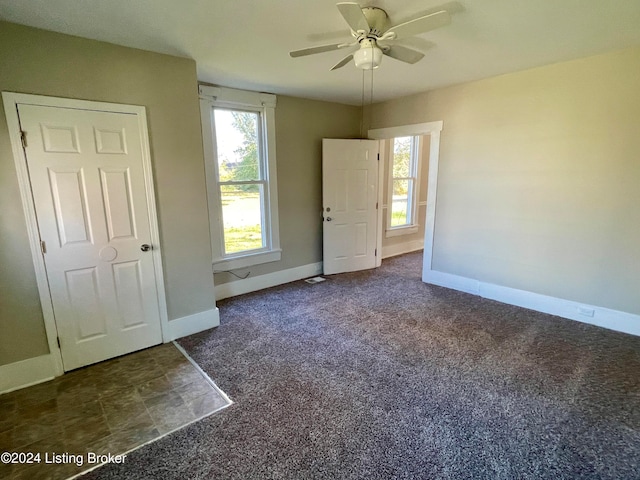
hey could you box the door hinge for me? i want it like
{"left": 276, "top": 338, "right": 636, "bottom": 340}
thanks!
{"left": 20, "top": 130, "right": 27, "bottom": 148}
{"left": 56, "top": 336, "right": 61, "bottom": 349}
{"left": 376, "top": 202, "right": 378, "bottom": 210}
{"left": 40, "top": 240, "right": 47, "bottom": 254}
{"left": 377, "top": 153, "right": 380, "bottom": 161}
{"left": 375, "top": 248, "right": 377, "bottom": 256}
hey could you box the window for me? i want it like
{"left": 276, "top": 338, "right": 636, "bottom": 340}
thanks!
{"left": 387, "top": 136, "right": 420, "bottom": 236}
{"left": 214, "top": 109, "right": 265, "bottom": 254}
{"left": 199, "top": 86, "right": 280, "bottom": 270}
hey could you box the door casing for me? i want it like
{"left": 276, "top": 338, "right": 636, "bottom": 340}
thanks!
{"left": 321, "top": 123, "right": 443, "bottom": 275}
{"left": 2, "top": 92, "right": 169, "bottom": 377}
{"left": 368, "top": 121, "right": 443, "bottom": 273}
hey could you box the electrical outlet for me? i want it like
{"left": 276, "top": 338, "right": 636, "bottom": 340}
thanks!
{"left": 578, "top": 306, "right": 595, "bottom": 317}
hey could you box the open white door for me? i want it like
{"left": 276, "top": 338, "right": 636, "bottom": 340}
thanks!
{"left": 17, "top": 103, "right": 163, "bottom": 371}
{"left": 322, "top": 138, "right": 379, "bottom": 275}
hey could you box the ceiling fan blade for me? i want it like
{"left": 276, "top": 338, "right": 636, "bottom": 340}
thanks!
{"left": 336, "top": 2, "right": 369, "bottom": 33}
{"left": 330, "top": 54, "right": 354, "bottom": 71}
{"left": 290, "top": 43, "right": 345, "bottom": 58}
{"left": 386, "top": 10, "right": 450, "bottom": 40}
{"left": 382, "top": 45, "right": 425, "bottom": 64}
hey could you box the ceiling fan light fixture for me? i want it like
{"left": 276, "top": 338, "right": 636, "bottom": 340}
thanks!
{"left": 290, "top": 3, "right": 451, "bottom": 72}
{"left": 354, "top": 42, "right": 382, "bottom": 70}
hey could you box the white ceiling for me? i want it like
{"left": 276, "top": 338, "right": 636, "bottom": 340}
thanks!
{"left": 2, "top": 0, "right": 640, "bottom": 105}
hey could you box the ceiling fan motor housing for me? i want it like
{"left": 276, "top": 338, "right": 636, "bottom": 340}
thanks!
{"left": 353, "top": 6, "right": 387, "bottom": 69}
{"left": 361, "top": 7, "right": 389, "bottom": 36}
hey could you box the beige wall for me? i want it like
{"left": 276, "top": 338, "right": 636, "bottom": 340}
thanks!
{"left": 381, "top": 135, "right": 430, "bottom": 252}
{"left": 214, "top": 95, "right": 361, "bottom": 285}
{"left": 370, "top": 46, "right": 640, "bottom": 316}
{"left": 0, "top": 22, "right": 215, "bottom": 366}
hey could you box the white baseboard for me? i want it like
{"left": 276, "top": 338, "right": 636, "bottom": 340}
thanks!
{"left": 382, "top": 239, "right": 424, "bottom": 259}
{"left": 167, "top": 307, "right": 220, "bottom": 340}
{"left": 423, "top": 269, "right": 640, "bottom": 337}
{"left": 0, "top": 354, "right": 58, "bottom": 394}
{"left": 423, "top": 269, "right": 480, "bottom": 294}
{"left": 215, "top": 262, "right": 323, "bottom": 300}
{"left": 0, "top": 309, "right": 220, "bottom": 394}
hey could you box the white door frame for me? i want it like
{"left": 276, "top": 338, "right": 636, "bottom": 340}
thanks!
{"left": 2, "top": 92, "right": 169, "bottom": 376}
{"left": 368, "top": 121, "right": 443, "bottom": 272}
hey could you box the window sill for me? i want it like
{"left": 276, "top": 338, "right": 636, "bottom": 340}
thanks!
{"left": 213, "top": 249, "right": 282, "bottom": 271}
{"left": 385, "top": 225, "right": 419, "bottom": 238}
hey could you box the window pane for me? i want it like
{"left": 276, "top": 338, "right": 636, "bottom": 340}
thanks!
{"left": 220, "top": 184, "right": 265, "bottom": 254}
{"left": 214, "top": 109, "right": 261, "bottom": 182}
{"left": 390, "top": 179, "right": 410, "bottom": 226}
{"left": 392, "top": 137, "right": 412, "bottom": 178}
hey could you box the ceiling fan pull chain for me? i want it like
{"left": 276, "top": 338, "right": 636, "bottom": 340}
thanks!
{"left": 360, "top": 68, "right": 365, "bottom": 138}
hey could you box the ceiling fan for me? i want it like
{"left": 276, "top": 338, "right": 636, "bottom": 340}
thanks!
{"left": 289, "top": 2, "right": 451, "bottom": 71}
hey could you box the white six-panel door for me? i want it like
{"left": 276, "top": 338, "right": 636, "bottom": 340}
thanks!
{"left": 18, "top": 103, "right": 163, "bottom": 371}
{"left": 322, "top": 139, "right": 379, "bottom": 275}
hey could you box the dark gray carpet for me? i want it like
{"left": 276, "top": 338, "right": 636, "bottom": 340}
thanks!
{"left": 85, "top": 251, "right": 640, "bottom": 479}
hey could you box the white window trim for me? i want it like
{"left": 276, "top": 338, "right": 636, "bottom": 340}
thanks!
{"left": 385, "top": 224, "right": 420, "bottom": 238}
{"left": 385, "top": 135, "right": 423, "bottom": 238}
{"left": 199, "top": 85, "right": 281, "bottom": 270}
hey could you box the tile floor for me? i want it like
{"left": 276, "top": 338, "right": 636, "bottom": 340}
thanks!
{"left": 0, "top": 343, "right": 230, "bottom": 480}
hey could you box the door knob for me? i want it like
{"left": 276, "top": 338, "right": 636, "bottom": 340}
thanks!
{"left": 326, "top": 217, "right": 332, "bottom": 222}
{"left": 140, "top": 244, "right": 151, "bottom": 252}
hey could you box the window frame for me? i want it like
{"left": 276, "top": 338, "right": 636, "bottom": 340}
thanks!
{"left": 199, "top": 85, "right": 281, "bottom": 270}
{"left": 386, "top": 135, "right": 422, "bottom": 237}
